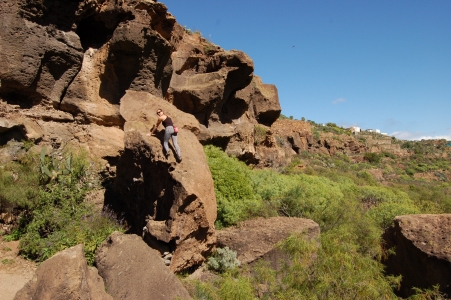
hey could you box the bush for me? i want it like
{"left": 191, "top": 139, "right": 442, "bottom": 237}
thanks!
{"left": 218, "top": 272, "right": 255, "bottom": 300}
{"left": 0, "top": 154, "right": 41, "bottom": 211}
{"left": 364, "top": 152, "right": 382, "bottom": 164}
{"left": 1, "top": 148, "right": 124, "bottom": 265}
{"left": 367, "top": 201, "right": 420, "bottom": 229}
{"left": 186, "top": 280, "right": 218, "bottom": 300}
{"left": 254, "top": 125, "right": 267, "bottom": 145}
{"left": 275, "top": 231, "right": 400, "bottom": 299}
{"left": 204, "top": 145, "right": 261, "bottom": 227}
{"left": 359, "top": 186, "right": 420, "bottom": 228}
{"left": 207, "top": 247, "right": 240, "bottom": 273}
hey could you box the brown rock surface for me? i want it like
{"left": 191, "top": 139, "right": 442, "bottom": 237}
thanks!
{"left": 216, "top": 217, "right": 320, "bottom": 267}
{"left": 61, "top": 0, "right": 176, "bottom": 125}
{"left": 95, "top": 232, "right": 191, "bottom": 300}
{"left": 236, "top": 75, "right": 281, "bottom": 126}
{"left": 115, "top": 91, "right": 216, "bottom": 272}
{"left": 168, "top": 35, "right": 254, "bottom": 127}
{"left": 382, "top": 214, "right": 451, "bottom": 297}
{"left": 120, "top": 90, "right": 200, "bottom": 135}
{"left": 0, "top": 0, "right": 83, "bottom": 106}
{"left": 14, "top": 244, "right": 111, "bottom": 300}
{"left": 166, "top": 31, "right": 282, "bottom": 162}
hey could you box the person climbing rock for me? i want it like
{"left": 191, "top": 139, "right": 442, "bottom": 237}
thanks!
{"left": 147, "top": 109, "right": 182, "bottom": 162}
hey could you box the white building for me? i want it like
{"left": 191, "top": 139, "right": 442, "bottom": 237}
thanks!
{"left": 350, "top": 126, "right": 361, "bottom": 134}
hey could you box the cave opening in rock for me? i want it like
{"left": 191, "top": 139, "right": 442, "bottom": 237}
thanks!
{"left": 76, "top": 15, "right": 115, "bottom": 51}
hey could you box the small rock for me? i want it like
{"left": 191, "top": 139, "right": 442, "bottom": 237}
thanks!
{"left": 164, "top": 259, "right": 171, "bottom": 266}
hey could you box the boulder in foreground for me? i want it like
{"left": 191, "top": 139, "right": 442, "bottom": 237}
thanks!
{"left": 95, "top": 232, "right": 192, "bottom": 300}
{"left": 216, "top": 217, "right": 320, "bottom": 268}
{"left": 14, "top": 244, "right": 111, "bottom": 300}
{"left": 382, "top": 214, "right": 451, "bottom": 297}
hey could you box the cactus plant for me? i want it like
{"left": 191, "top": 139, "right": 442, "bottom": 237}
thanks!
{"left": 39, "top": 147, "right": 72, "bottom": 183}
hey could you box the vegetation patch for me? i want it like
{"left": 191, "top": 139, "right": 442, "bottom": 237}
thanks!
{"left": 1, "top": 148, "right": 124, "bottom": 265}
{"left": 206, "top": 247, "right": 240, "bottom": 273}
{"left": 202, "top": 141, "right": 451, "bottom": 298}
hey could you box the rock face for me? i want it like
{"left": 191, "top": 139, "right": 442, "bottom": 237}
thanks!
{"left": 115, "top": 91, "right": 216, "bottom": 272}
{"left": 14, "top": 244, "right": 112, "bottom": 300}
{"left": 382, "top": 214, "right": 451, "bottom": 297}
{"left": 0, "top": 0, "right": 84, "bottom": 107}
{"left": 167, "top": 31, "right": 281, "bottom": 161}
{"left": 216, "top": 217, "right": 320, "bottom": 267}
{"left": 0, "top": 0, "right": 282, "bottom": 164}
{"left": 61, "top": 1, "right": 176, "bottom": 126}
{"left": 95, "top": 231, "right": 191, "bottom": 300}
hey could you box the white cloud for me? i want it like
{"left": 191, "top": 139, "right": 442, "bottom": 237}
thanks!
{"left": 391, "top": 131, "right": 451, "bottom": 141}
{"left": 332, "top": 98, "right": 347, "bottom": 104}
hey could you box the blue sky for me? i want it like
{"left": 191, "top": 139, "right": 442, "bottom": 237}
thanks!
{"left": 162, "top": 0, "right": 451, "bottom": 140}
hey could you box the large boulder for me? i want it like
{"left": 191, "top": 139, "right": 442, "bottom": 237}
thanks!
{"left": 382, "top": 214, "right": 451, "bottom": 297}
{"left": 14, "top": 244, "right": 111, "bottom": 300}
{"left": 216, "top": 217, "right": 320, "bottom": 268}
{"left": 168, "top": 47, "right": 254, "bottom": 126}
{"left": 235, "top": 75, "right": 281, "bottom": 126}
{"left": 95, "top": 232, "right": 191, "bottom": 300}
{"left": 115, "top": 91, "right": 216, "bottom": 272}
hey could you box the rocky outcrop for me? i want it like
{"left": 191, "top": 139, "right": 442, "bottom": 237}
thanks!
{"left": 95, "top": 232, "right": 191, "bottom": 300}
{"left": 382, "top": 214, "right": 451, "bottom": 297}
{"left": 115, "top": 91, "right": 216, "bottom": 272}
{"left": 168, "top": 33, "right": 254, "bottom": 126}
{"left": 235, "top": 75, "right": 281, "bottom": 126}
{"left": 216, "top": 217, "right": 320, "bottom": 268}
{"left": 0, "top": 0, "right": 282, "bottom": 165}
{"left": 167, "top": 32, "right": 281, "bottom": 162}
{"left": 362, "top": 133, "right": 409, "bottom": 156}
{"left": 14, "top": 244, "right": 112, "bottom": 300}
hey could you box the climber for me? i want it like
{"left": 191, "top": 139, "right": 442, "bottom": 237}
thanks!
{"left": 147, "top": 109, "right": 182, "bottom": 162}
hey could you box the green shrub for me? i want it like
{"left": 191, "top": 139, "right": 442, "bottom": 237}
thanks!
{"left": 381, "top": 151, "right": 396, "bottom": 159}
{"left": 1, "top": 148, "right": 124, "bottom": 265}
{"left": 207, "top": 247, "right": 240, "bottom": 273}
{"left": 367, "top": 201, "right": 420, "bottom": 229}
{"left": 410, "top": 285, "right": 446, "bottom": 299}
{"left": 359, "top": 186, "right": 420, "bottom": 228}
{"left": 359, "top": 186, "right": 410, "bottom": 206}
{"left": 204, "top": 145, "right": 261, "bottom": 227}
{"left": 186, "top": 280, "right": 219, "bottom": 300}
{"left": 0, "top": 154, "right": 41, "bottom": 211}
{"left": 254, "top": 125, "right": 267, "bottom": 145}
{"left": 364, "top": 152, "right": 382, "bottom": 164}
{"left": 272, "top": 174, "right": 349, "bottom": 229}
{"left": 276, "top": 231, "right": 400, "bottom": 299}
{"left": 218, "top": 272, "right": 254, "bottom": 300}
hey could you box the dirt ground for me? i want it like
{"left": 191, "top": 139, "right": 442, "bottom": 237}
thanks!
{"left": 0, "top": 237, "right": 36, "bottom": 300}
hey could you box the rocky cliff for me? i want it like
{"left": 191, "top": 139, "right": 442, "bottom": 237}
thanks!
{"left": 0, "top": 0, "right": 282, "bottom": 271}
